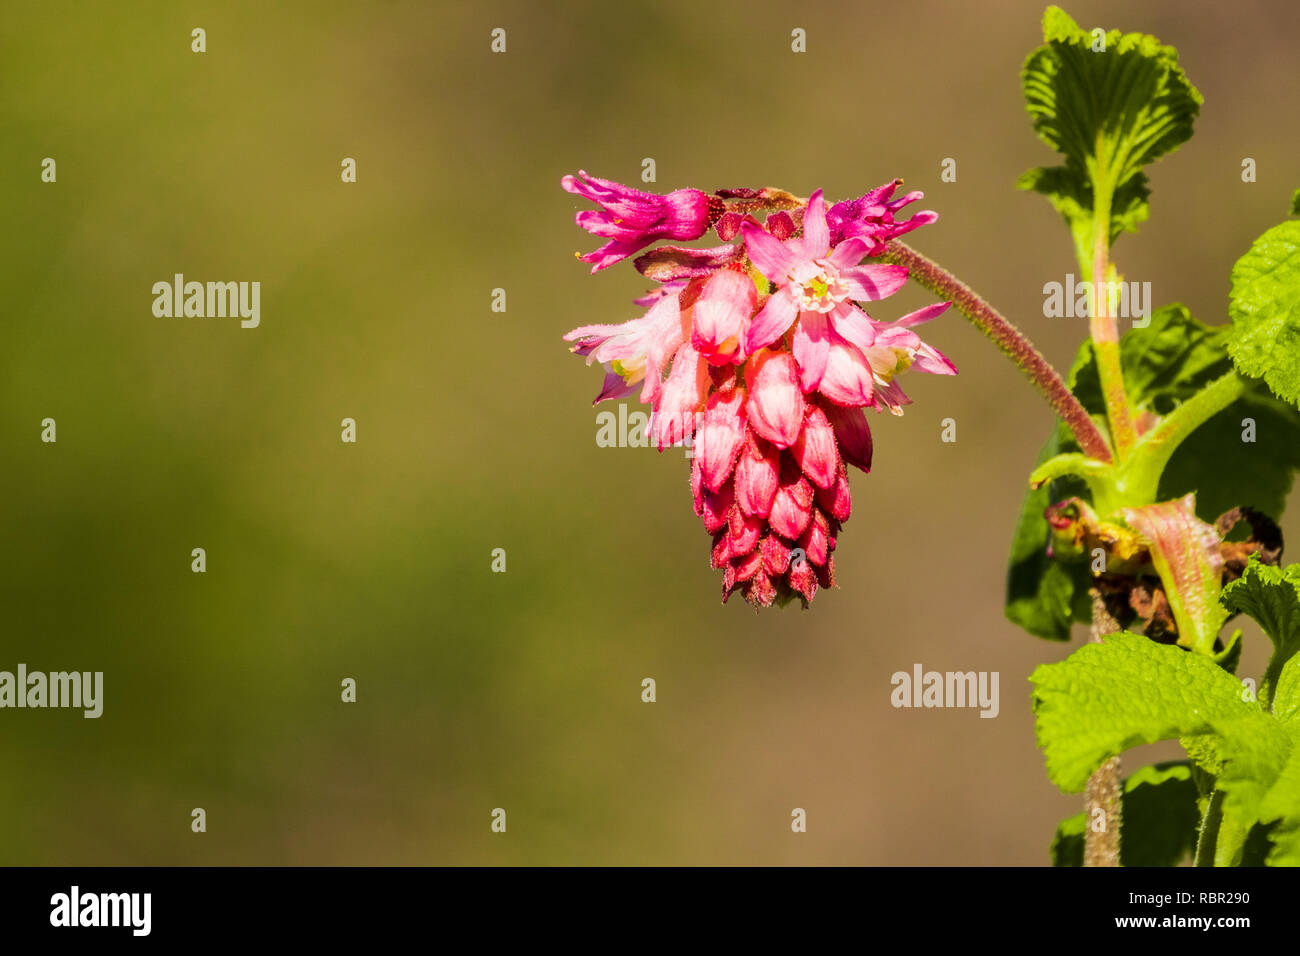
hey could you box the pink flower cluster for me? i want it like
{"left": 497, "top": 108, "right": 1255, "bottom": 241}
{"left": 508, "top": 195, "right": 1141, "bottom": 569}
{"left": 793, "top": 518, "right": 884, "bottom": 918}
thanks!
{"left": 563, "top": 172, "right": 955, "bottom": 607}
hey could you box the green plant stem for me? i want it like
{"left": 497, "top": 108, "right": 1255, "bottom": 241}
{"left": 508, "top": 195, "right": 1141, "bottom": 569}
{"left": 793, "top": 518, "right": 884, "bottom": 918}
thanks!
{"left": 1138, "top": 371, "right": 1246, "bottom": 498}
{"left": 1088, "top": 162, "right": 1139, "bottom": 461}
{"left": 1195, "top": 789, "right": 1225, "bottom": 867}
{"left": 882, "top": 240, "right": 1112, "bottom": 463}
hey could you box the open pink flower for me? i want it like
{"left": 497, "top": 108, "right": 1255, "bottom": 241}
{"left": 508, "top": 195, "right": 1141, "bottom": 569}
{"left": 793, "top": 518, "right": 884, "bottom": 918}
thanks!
{"left": 826, "top": 179, "right": 938, "bottom": 252}
{"left": 856, "top": 302, "right": 959, "bottom": 414}
{"left": 564, "top": 292, "right": 687, "bottom": 405}
{"left": 742, "top": 190, "right": 912, "bottom": 406}
{"left": 562, "top": 171, "right": 715, "bottom": 273}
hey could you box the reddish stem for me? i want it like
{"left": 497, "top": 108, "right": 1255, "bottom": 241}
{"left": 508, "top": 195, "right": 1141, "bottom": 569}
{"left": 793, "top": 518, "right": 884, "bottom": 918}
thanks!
{"left": 881, "top": 240, "right": 1113, "bottom": 464}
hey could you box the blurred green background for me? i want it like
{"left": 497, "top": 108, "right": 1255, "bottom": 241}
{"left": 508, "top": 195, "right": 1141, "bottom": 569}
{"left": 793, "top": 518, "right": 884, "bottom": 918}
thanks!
{"left": 2, "top": 0, "right": 1298, "bottom": 865}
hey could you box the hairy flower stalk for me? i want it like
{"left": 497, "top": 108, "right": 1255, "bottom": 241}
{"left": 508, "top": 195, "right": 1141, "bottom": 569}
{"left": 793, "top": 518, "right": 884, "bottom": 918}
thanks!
{"left": 564, "top": 175, "right": 955, "bottom": 606}
{"left": 880, "top": 240, "right": 1113, "bottom": 464}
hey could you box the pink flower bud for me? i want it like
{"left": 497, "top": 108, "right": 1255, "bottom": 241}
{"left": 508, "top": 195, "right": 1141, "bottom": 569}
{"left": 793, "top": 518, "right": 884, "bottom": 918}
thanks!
{"left": 788, "top": 560, "right": 819, "bottom": 602}
{"left": 562, "top": 170, "right": 712, "bottom": 272}
{"left": 820, "top": 402, "right": 873, "bottom": 473}
{"left": 700, "top": 480, "right": 734, "bottom": 534}
{"left": 792, "top": 406, "right": 840, "bottom": 489}
{"left": 769, "top": 458, "right": 815, "bottom": 540}
{"left": 798, "top": 509, "right": 832, "bottom": 568}
{"left": 725, "top": 508, "right": 763, "bottom": 558}
{"left": 652, "top": 342, "right": 710, "bottom": 449}
{"left": 692, "top": 269, "right": 756, "bottom": 365}
{"left": 734, "top": 433, "right": 780, "bottom": 518}
{"left": 744, "top": 350, "right": 805, "bottom": 448}
{"left": 695, "top": 388, "right": 747, "bottom": 492}
{"left": 815, "top": 468, "right": 852, "bottom": 523}
{"left": 766, "top": 211, "right": 796, "bottom": 240}
{"left": 760, "top": 534, "right": 792, "bottom": 577}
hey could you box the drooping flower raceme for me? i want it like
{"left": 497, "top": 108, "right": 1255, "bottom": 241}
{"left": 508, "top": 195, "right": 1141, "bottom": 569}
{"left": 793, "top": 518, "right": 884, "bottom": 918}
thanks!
{"left": 563, "top": 176, "right": 955, "bottom": 607}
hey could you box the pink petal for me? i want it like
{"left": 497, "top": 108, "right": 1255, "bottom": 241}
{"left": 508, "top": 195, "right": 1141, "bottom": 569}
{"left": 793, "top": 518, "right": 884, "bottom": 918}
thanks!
{"left": 741, "top": 221, "right": 796, "bottom": 281}
{"left": 827, "top": 236, "right": 870, "bottom": 268}
{"left": 873, "top": 326, "right": 921, "bottom": 350}
{"left": 594, "top": 368, "right": 636, "bottom": 404}
{"left": 743, "top": 351, "right": 805, "bottom": 449}
{"left": 632, "top": 279, "right": 686, "bottom": 308}
{"left": 791, "top": 311, "right": 832, "bottom": 392}
{"left": 828, "top": 303, "right": 876, "bottom": 354}
{"left": 871, "top": 377, "right": 913, "bottom": 413}
{"left": 893, "top": 301, "right": 951, "bottom": 327}
{"left": 911, "top": 342, "right": 958, "bottom": 375}
{"left": 799, "top": 189, "right": 830, "bottom": 258}
{"left": 841, "top": 264, "right": 909, "bottom": 301}
{"left": 744, "top": 287, "right": 798, "bottom": 353}
{"left": 639, "top": 296, "right": 686, "bottom": 404}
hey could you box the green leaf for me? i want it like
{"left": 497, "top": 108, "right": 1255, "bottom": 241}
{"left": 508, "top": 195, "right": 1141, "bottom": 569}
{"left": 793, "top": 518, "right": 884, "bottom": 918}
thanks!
{"left": 1031, "top": 632, "right": 1253, "bottom": 791}
{"left": 1259, "top": 747, "right": 1300, "bottom": 865}
{"left": 1049, "top": 811, "right": 1087, "bottom": 866}
{"left": 1291, "top": 188, "right": 1300, "bottom": 218}
{"left": 1020, "top": 6, "right": 1201, "bottom": 262}
{"left": 1005, "top": 423, "right": 1092, "bottom": 640}
{"left": 1209, "top": 717, "right": 1299, "bottom": 865}
{"left": 1221, "top": 559, "right": 1300, "bottom": 715}
{"left": 1051, "top": 761, "right": 1199, "bottom": 866}
{"left": 1228, "top": 220, "right": 1300, "bottom": 410}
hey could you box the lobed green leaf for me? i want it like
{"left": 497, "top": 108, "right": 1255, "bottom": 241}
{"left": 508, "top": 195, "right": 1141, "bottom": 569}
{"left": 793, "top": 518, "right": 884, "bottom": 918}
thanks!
{"left": 1019, "top": 6, "right": 1201, "bottom": 258}
{"left": 1031, "top": 632, "right": 1252, "bottom": 791}
{"left": 1227, "top": 220, "right": 1300, "bottom": 410}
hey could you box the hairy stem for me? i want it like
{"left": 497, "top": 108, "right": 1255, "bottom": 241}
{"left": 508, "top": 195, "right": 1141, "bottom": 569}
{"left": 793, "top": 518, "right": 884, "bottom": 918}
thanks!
{"left": 1195, "top": 790, "right": 1225, "bottom": 867}
{"left": 1196, "top": 786, "right": 1248, "bottom": 866}
{"left": 882, "top": 240, "right": 1112, "bottom": 463}
{"left": 1084, "top": 594, "right": 1123, "bottom": 867}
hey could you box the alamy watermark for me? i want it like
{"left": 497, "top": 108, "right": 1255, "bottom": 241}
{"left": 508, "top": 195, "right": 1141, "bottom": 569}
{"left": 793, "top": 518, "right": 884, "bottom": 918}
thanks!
{"left": 1043, "top": 273, "right": 1151, "bottom": 328}
{"left": 891, "top": 663, "right": 999, "bottom": 717}
{"left": 152, "top": 273, "right": 260, "bottom": 328}
{"left": 596, "top": 404, "right": 704, "bottom": 457}
{"left": 50, "top": 886, "right": 150, "bottom": 936}
{"left": 0, "top": 664, "right": 103, "bottom": 718}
